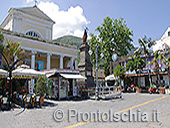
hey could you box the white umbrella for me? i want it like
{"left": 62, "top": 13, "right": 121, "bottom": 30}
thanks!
{"left": 0, "top": 69, "right": 8, "bottom": 77}
{"left": 12, "top": 68, "right": 45, "bottom": 79}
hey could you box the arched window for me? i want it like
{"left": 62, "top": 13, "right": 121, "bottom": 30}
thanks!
{"left": 26, "top": 31, "right": 41, "bottom": 38}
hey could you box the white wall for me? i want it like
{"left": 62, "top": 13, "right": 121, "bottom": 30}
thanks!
{"left": 153, "top": 27, "right": 170, "bottom": 52}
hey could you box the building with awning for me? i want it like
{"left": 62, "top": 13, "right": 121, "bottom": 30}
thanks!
{"left": 44, "top": 69, "right": 86, "bottom": 99}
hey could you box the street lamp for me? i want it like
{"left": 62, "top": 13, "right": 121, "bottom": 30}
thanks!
{"left": 89, "top": 44, "right": 104, "bottom": 100}
{"left": 0, "top": 51, "right": 40, "bottom": 109}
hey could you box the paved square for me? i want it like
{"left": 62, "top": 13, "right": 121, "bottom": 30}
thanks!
{"left": 0, "top": 93, "right": 170, "bottom": 128}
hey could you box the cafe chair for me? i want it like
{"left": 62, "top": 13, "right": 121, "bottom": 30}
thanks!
{"left": 23, "top": 94, "right": 31, "bottom": 108}
{"left": 2, "top": 97, "right": 9, "bottom": 110}
{"left": 34, "top": 95, "right": 41, "bottom": 107}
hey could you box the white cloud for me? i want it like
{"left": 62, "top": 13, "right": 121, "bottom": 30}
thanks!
{"left": 26, "top": 0, "right": 34, "bottom": 4}
{"left": 37, "top": 1, "right": 90, "bottom": 39}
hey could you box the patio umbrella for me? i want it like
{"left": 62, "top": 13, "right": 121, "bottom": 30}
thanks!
{"left": 0, "top": 69, "right": 8, "bottom": 78}
{"left": 12, "top": 68, "right": 45, "bottom": 79}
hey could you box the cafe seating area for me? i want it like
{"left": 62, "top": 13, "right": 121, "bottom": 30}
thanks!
{"left": 0, "top": 93, "right": 42, "bottom": 110}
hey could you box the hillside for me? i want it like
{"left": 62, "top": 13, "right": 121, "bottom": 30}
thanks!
{"left": 53, "top": 35, "right": 82, "bottom": 64}
{"left": 53, "top": 35, "right": 83, "bottom": 49}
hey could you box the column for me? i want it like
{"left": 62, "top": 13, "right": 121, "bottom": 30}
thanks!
{"left": 31, "top": 50, "right": 36, "bottom": 69}
{"left": 60, "top": 55, "right": 64, "bottom": 69}
{"left": 74, "top": 58, "right": 78, "bottom": 70}
{"left": 70, "top": 57, "right": 75, "bottom": 70}
{"left": 30, "top": 50, "right": 36, "bottom": 94}
{"left": 47, "top": 53, "right": 52, "bottom": 70}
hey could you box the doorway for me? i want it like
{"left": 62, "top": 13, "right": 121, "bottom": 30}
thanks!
{"left": 68, "top": 79, "right": 73, "bottom": 96}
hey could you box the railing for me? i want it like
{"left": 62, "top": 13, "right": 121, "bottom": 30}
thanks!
{"left": 87, "top": 86, "right": 122, "bottom": 99}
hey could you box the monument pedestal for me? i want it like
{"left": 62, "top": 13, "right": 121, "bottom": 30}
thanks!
{"left": 78, "top": 44, "right": 94, "bottom": 97}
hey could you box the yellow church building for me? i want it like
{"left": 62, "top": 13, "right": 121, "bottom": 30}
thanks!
{"left": 0, "top": 5, "right": 78, "bottom": 70}
{"left": 0, "top": 5, "right": 80, "bottom": 95}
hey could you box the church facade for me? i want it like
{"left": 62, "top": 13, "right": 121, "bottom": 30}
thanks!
{"left": 0, "top": 5, "right": 78, "bottom": 71}
{"left": 0, "top": 5, "right": 79, "bottom": 94}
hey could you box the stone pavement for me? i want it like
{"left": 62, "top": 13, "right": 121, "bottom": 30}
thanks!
{"left": 0, "top": 93, "right": 170, "bottom": 128}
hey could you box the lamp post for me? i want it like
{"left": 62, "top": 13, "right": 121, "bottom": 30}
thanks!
{"left": 89, "top": 44, "right": 104, "bottom": 100}
{"left": 95, "top": 45, "right": 99, "bottom": 100}
{"left": 0, "top": 51, "right": 39, "bottom": 109}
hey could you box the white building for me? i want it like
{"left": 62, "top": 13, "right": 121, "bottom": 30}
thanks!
{"left": 153, "top": 27, "right": 170, "bottom": 52}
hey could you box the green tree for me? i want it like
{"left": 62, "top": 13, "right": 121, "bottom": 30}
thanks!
{"left": 163, "top": 55, "right": 170, "bottom": 85}
{"left": 0, "top": 31, "right": 4, "bottom": 52}
{"left": 126, "top": 55, "right": 145, "bottom": 88}
{"left": 0, "top": 32, "right": 26, "bottom": 101}
{"left": 89, "top": 17, "right": 134, "bottom": 75}
{"left": 2, "top": 40, "right": 25, "bottom": 69}
{"left": 134, "top": 35, "right": 155, "bottom": 57}
{"left": 126, "top": 55, "right": 145, "bottom": 74}
{"left": 35, "top": 75, "right": 48, "bottom": 96}
{"left": 134, "top": 35, "right": 155, "bottom": 86}
{"left": 148, "top": 51, "right": 164, "bottom": 86}
{"left": 113, "top": 65, "right": 126, "bottom": 86}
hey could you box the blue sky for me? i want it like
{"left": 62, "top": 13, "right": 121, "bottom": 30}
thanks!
{"left": 0, "top": 0, "right": 170, "bottom": 46}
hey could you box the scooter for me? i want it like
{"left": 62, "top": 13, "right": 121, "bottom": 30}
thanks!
{"left": 148, "top": 86, "right": 159, "bottom": 94}
{"left": 127, "top": 84, "right": 135, "bottom": 92}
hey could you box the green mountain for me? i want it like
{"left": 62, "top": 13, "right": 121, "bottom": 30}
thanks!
{"left": 53, "top": 35, "right": 83, "bottom": 48}
{"left": 53, "top": 35, "right": 83, "bottom": 64}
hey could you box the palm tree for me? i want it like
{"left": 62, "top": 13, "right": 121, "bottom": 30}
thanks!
{"left": 134, "top": 35, "right": 155, "bottom": 86}
{"left": 2, "top": 40, "right": 25, "bottom": 69}
{"left": 163, "top": 55, "right": 170, "bottom": 85}
{"left": 134, "top": 35, "right": 155, "bottom": 56}
{"left": 0, "top": 37, "right": 26, "bottom": 109}
{"left": 148, "top": 51, "right": 164, "bottom": 87}
{"left": 0, "top": 31, "right": 4, "bottom": 51}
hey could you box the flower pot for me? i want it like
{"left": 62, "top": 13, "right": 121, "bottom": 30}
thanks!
{"left": 136, "top": 88, "right": 142, "bottom": 93}
{"left": 159, "top": 88, "right": 165, "bottom": 94}
{"left": 40, "top": 96, "right": 45, "bottom": 106}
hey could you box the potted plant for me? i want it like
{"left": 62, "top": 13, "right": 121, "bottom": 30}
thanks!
{"left": 34, "top": 75, "right": 48, "bottom": 106}
{"left": 159, "top": 86, "right": 165, "bottom": 94}
{"left": 135, "top": 86, "right": 142, "bottom": 93}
